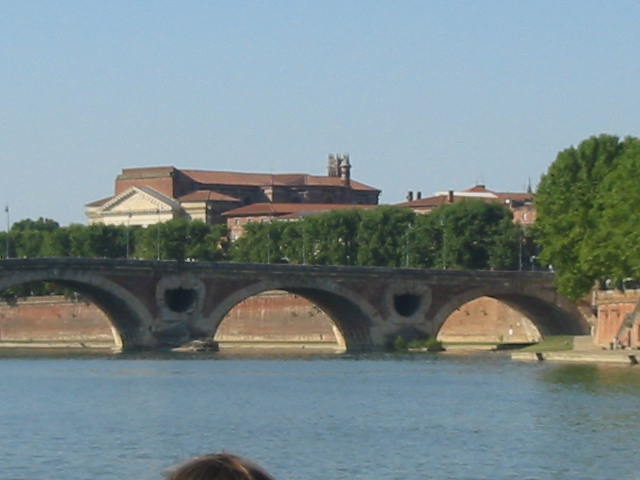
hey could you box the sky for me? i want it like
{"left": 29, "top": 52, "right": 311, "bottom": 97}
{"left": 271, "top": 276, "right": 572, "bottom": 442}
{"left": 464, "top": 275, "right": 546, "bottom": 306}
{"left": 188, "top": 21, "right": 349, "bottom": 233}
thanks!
{"left": 2, "top": 0, "right": 639, "bottom": 226}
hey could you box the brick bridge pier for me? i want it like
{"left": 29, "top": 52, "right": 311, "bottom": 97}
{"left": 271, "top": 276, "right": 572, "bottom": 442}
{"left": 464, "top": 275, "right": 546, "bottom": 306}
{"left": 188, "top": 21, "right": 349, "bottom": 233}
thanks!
{"left": 0, "top": 258, "right": 588, "bottom": 351}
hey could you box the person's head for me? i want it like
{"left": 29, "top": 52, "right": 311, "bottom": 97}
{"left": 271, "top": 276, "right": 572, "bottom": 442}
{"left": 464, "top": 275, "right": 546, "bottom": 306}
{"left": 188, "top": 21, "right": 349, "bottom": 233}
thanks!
{"left": 165, "top": 453, "right": 276, "bottom": 480}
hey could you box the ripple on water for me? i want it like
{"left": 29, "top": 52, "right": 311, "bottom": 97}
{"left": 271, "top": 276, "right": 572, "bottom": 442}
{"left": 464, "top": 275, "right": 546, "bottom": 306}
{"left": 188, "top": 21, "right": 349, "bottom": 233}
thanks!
{"left": 1, "top": 353, "right": 639, "bottom": 480}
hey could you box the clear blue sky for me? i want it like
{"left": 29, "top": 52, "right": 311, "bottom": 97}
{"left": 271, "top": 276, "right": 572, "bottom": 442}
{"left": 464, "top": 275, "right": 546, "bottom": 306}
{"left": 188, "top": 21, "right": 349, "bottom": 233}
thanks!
{"left": 2, "top": 0, "right": 639, "bottom": 225}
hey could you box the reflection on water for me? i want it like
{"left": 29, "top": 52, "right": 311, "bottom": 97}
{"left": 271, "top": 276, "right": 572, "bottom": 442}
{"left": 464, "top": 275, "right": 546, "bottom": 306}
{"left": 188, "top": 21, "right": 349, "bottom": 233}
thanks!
{"left": 542, "top": 363, "right": 640, "bottom": 393}
{"left": 1, "top": 352, "right": 639, "bottom": 480}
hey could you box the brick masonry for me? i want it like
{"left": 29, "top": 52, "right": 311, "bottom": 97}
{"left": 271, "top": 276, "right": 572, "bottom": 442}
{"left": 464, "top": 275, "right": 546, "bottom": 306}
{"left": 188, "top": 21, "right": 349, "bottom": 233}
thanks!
{"left": 437, "top": 297, "right": 541, "bottom": 343}
{"left": 594, "top": 289, "right": 640, "bottom": 348}
{"left": 0, "top": 296, "right": 116, "bottom": 346}
{"left": 0, "top": 292, "right": 541, "bottom": 348}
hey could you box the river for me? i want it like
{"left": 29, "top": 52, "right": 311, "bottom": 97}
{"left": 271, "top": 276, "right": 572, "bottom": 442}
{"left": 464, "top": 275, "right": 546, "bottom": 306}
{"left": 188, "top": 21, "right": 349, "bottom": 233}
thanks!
{"left": 1, "top": 351, "right": 639, "bottom": 480}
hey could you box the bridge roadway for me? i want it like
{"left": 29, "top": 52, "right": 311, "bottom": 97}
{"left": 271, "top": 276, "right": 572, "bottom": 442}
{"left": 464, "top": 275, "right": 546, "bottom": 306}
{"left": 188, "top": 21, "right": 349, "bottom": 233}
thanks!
{"left": 0, "top": 258, "right": 589, "bottom": 351}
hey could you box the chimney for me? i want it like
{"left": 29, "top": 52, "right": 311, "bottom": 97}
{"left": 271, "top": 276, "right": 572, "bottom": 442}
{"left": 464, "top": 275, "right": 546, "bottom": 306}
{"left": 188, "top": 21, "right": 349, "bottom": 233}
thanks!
{"left": 327, "top": 154, "right": 339, "bottom": 177}
{"left": 407, "top": 191, "right": 414, "bottom": 202}
{"left": 448, "top": 190, "right": 454, "bottom": 203}
{"left": 416, "top": 191, "right": 422, "bottom": 200}
{"left": 338, "top": 154, "right": 351, "bottom": 186}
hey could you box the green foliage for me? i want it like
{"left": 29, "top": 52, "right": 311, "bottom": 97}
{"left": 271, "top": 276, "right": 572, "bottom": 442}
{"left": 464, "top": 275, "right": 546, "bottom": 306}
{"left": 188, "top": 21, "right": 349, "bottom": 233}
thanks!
{"left": 519, "top": 335, "right": 574, "bottom": 352}
{"left": 584, "top": 139, "right": 640, "bottom": 286}
{"left": 230, "top": 203, "right": 523, "bottom": 270}
{"left": 86, "top": 224, "right": 127, "bottom": 257}
{"left": 230, "top": 209, "right": 366, "bottom": 265}
{"left": 231, "top": 221, "right": 286, "bottom": 263}
{"left": 133, "top": 219, "right": 227, "bottom": 261}
{"left": 356, "top": 206, "right": 415, "bottom": 267}
{"left": 1, "top": 280, "right": 63, "bottom": 299}
{"left": 186, "top": 222, "right": 228, "bottom": 261}
{"left": 411, "top": 200, "right": 523, "bottom": 270}
{"left": 393, "top": 335, "right": 408, "bottom": 351}
{"left": 1, "top": 217, "right": 230, "bottom": 300}
{"left": 306, "top": 209, "right": 362, "bottom": 265}
{"left": 392, "top": 335, "right": 443, "bottom": 352}
{"left": 0, "top": 231, "right": 8, "bottom": 258}
{"left": 40, "top": 228, "right": 72, "bottom": 256}
{"left": 1, "top": 217, "right": 227, "bottom": 262}
{"left": 535, "top": 134, "right": 640, "bottom": 298}
{"left": 11, "top": 217, "right": 59, "bottom": 232}
{"left": 3, "top": 203, "right": 523, "bottom": 274}
{"left": 407, "top": 337, "right": 444, "bottom": 351}
{"left": 418, "top": 201, "right": 520, "bottom": 270}
{"left": 13, "top": 229, "right": 46, "bottom": 258}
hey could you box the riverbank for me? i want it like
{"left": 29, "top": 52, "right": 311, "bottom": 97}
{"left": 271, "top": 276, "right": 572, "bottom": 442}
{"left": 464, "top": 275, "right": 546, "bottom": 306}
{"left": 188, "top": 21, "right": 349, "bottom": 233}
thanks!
{"left": 511, "top": 349, "right": 640, "bottom": 365}
{"left": 511, "top": 335, "right": 640, "bottom": 365}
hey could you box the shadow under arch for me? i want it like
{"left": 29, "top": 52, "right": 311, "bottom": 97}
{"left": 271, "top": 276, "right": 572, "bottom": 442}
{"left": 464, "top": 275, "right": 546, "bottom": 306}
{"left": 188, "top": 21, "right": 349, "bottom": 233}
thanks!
{"left": 0, "top": 271, "right": 153, "bottom": 351}
{"left": 432, "top": 287, "right": 589, "bottom": 339}
{"left": 205, "top": 279, "right": 379, "bottom": 352}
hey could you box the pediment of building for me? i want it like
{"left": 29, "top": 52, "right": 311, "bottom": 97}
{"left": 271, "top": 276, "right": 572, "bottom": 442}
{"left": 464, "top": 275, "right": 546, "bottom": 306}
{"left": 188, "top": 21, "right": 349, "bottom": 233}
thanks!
{"left": 98, "top": 186, "right": 181, "bottom": 214}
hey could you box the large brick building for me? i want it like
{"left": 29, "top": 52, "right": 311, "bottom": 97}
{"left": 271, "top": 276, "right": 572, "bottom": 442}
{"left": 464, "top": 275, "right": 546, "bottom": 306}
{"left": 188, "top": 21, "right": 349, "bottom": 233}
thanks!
{"left": 85, "top": 154, "right": 380, "bottom": 227}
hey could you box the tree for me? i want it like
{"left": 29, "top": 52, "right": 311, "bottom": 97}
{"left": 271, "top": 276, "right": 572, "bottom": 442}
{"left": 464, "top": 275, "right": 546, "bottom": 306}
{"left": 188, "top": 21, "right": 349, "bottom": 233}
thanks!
{"left": 8, "top": 217, "right": 60, "bottom": 258}
{"left": 0, "top": 231, "right": 12, "bottom": 258}
{"left": 67, "top": 224, "right": 92, "bottom": 257}
{"left": 305, "top": 209, "right": 362, "bottom": 265}
{"left": 579, "top": 137, "right": 640, "bottom": 287}
{"left": 133, "top": 219, "right": 227, "bottom": 261}
{"left": 13, "top": 229, "right": 46, "bottom": 258}
{"left": 412, "top": 200, "right": 520, "bottom": 270}
{"left": 409, "top": 212, "right": 441, "bottom": 268}
{"left": 356, "top": 206, "right": 415, "bottom": 267}
{"left": 535, "top": 134, "right": 634, "bottom": 298}
{"left": 11, "top": 217, "right": 59, "bottom": 232}
{"left": 40, "top": 228, "right": 72, "bottom": 257}
{"left": 85, "top": 224, "right": 127, "bottom": 258}
{"left": 186, "top": 221, "right": 227, "bottom": 261}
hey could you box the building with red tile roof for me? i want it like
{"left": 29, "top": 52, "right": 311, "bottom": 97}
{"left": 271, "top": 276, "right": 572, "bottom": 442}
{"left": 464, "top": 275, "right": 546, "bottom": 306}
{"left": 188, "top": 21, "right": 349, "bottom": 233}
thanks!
{"left": 85, "top": 154, "right": 380, "bottom": 227}
{"left": 395, "top": 184, "right": 536, "bottom": 225}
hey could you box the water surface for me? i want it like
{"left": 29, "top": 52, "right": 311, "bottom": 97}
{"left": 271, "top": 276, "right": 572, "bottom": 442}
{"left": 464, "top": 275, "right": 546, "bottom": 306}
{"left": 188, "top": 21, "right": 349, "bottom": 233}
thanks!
{"left": 1, "top": 352, "right": 639, "bottom": 480}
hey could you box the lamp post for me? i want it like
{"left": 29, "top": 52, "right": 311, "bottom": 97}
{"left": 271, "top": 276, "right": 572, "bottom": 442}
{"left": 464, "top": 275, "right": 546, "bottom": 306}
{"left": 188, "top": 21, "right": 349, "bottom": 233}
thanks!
{"left": 405, "top": 222, "right": 412, "bottom": 267}
{"left": 301, "top": 220, "right": 306, "bottom": 265}
{"left": 125, "top": 213, "right": 132, "bottom": 259}
{"left": 4, "top": 204, "right": 9, "bottom": 259}
{"left": 441, "top": 216, "right": 446, "bottom": 269}
{"left": 266, "top": 224, "right": 271, "bottom": 264}
{"left": 518, "top": 227, "right": 523, "bottom": 271}
{"left": 156, "top": 209, "right": 161, "bottom": 260}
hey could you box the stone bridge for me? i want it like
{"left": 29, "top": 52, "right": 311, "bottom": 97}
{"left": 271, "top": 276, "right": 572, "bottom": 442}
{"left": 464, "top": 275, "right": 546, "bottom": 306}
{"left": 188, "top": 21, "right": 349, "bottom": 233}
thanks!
{"left": 0, "top": 258, "right": 588, "bottom": 351}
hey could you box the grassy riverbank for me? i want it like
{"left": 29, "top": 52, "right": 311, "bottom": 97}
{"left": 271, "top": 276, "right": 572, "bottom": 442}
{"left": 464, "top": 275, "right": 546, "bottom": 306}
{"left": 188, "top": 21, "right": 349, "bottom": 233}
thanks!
{"left": 517, "top": 335, "right": 574, "bottom": 352}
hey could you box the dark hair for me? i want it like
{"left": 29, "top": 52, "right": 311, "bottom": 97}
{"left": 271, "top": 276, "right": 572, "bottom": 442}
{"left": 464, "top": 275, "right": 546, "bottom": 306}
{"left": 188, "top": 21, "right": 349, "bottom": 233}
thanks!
{"left": 165, "top": 453, "right": 276, "bottom": 480}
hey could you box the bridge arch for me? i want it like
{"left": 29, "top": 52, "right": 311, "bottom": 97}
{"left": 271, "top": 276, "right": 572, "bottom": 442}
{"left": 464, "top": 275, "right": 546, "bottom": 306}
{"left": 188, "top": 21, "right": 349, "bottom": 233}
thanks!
{"left": 203, "top": 279, "right": 380, "bottom": 351}
{"left": 0, "top": 270, "right": 154, "bottom": 350}
{"left": 431, "top": 286, "right": 589, "bottom": 339}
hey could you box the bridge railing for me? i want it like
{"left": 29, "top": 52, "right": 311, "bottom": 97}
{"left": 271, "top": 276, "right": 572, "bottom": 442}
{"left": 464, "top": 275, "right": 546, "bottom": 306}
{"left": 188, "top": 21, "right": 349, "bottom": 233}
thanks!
{"left": 0, "top": 257, "right": 556, "bottom": 280}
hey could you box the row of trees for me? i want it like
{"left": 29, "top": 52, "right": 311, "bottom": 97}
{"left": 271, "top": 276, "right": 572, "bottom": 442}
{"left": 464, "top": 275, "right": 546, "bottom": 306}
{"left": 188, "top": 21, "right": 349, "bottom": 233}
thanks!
{"left": 536, "top": 134, "right": 640, "bottom": 298}
{"left": 0, "top": 218, "right": 227, "bottom": 261}
{"left": 0, "top": 202, "right": 533, "bottom": 271}
{"left": 232, "top": 203, "right": 533, "bottom": 270}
